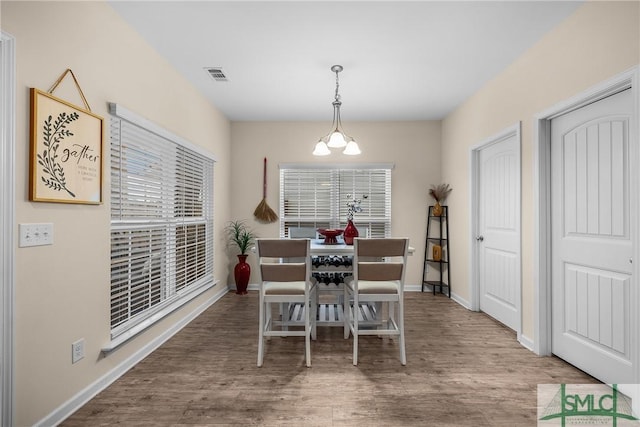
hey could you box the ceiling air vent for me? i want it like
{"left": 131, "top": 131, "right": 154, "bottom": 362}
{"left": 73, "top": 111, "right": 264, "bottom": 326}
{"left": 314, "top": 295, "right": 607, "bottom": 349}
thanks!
{"left": 205, "top": 67, "right": 228, "bottom": 82}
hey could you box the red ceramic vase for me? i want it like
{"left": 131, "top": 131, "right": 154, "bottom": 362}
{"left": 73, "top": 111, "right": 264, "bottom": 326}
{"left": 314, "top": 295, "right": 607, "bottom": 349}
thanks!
{"left": 343, "top": 220, "right": 359, "bottom": 245}
{"left": 234, "top": 254, "right": 250, "bottom": 294}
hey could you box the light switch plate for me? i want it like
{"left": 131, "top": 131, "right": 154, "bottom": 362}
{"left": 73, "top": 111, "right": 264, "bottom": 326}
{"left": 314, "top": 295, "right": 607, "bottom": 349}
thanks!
{"left": 19, "top": 223, "right": 54, "bottom": 247}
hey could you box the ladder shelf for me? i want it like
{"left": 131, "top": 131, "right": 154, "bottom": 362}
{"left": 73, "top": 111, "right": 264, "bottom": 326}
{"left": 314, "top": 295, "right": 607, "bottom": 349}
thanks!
{"left": 421, "top": 205, "right": 450, "bottom": 297}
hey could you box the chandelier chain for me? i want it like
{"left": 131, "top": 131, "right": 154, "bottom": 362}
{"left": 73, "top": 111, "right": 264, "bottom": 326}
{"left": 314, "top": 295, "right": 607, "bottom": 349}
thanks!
{"left": 334, "top": 68, "right": 341, "bottom": 102}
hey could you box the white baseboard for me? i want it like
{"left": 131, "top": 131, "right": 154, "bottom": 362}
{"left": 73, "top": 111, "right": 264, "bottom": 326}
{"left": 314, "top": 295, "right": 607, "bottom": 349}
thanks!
{"left": 228, "top": 283, "right": 259, "bottom": 292}
{"left": 450, "top": 291, "right": 471, "bottom": 310}
{"left": 518, "top": 333, "right": 535, "bottom": 352}
{"left": 36, "top": 285, "right": 228, "bottom": 427}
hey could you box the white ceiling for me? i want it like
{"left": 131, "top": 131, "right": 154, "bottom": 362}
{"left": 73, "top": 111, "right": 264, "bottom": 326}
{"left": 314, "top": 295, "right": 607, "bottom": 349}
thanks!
{"left": 108, "top": 1, "right": 582, "bottom": 121}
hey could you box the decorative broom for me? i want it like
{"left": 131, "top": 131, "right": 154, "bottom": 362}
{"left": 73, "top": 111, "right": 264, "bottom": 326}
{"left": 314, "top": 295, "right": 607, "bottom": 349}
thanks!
{"left": 253, "top": 157, "right": 278, "bottom": 223}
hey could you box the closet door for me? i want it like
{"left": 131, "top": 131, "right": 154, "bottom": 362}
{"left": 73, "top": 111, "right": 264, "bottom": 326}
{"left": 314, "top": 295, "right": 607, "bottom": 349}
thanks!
{"left": 551, "top": 89, "right": 634, "bottom": 383}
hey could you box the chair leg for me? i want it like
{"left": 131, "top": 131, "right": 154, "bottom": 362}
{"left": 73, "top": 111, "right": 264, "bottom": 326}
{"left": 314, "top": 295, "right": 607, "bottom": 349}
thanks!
{"left": 305, "top": 295, "right": 312, "bottom": 367}
{"left": 257, "top": 292, "right": 265, "bottom": 367}
{"left": 312, "top": 288, "right": 320, "bottom": 340}
{"left": 343, "top": 287, "right": 350, "bottom": 339}
{"left": 265, "top": 302, "right": 272, "bottom": 341}
{"left": 398, "top": 300, "right": 406, "bottom": 366}
{"left": 353, "top": 295, "right": 359, "bottom": 366}
{"left": 353, "top": 328, "right": 358, "bottom": 366}
{"left": 311, "top": 288, "right": 317, "bottom": 341}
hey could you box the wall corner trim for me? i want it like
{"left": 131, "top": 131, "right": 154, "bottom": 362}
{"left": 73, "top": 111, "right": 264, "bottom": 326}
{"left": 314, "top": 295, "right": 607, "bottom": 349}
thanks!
{"left": 0, "top": 30, "right": 16, "bottom": 427}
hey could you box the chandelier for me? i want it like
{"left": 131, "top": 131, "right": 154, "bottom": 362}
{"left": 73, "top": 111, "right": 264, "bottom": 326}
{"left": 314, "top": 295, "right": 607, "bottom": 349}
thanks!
{"left": 313, "top": 65, "right": 361, "bottom": 156}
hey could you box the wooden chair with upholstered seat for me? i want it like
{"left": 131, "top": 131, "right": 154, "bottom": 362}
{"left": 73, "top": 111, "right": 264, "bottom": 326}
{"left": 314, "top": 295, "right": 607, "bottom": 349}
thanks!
{"left": 343, "top": 237, "right": 409, "bottom": 365}
{"left": 256, "top": 238, "right": 317, "bottom": 367}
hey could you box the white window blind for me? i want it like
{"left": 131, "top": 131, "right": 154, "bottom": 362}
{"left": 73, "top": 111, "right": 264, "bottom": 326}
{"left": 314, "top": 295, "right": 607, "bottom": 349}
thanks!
{"left": 279, "top": 164, "right": 392, "bottom": 238}
{"left": 109, "top": 104, "right": 215, "bottom": 341}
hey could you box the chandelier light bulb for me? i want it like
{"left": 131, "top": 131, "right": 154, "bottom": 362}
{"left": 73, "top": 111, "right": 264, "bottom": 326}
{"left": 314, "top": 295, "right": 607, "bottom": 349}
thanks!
{"left": 343, "top": 140, "right": 361, "bottom": 155}
{"left": 327, "top": 131, "right": 347, "bottom": 148}
{"left": 312, "top": 140, "right": 331, "bottom": 156}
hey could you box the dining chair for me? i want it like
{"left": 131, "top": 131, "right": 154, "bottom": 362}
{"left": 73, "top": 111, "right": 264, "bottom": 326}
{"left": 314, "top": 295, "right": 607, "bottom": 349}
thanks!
{"left": 343, "top": 237, "right": 409, "bottom": 365}
{"left": 256, "top": 238, "right": 317, "bottom": 367}
{"left": 285, "top": 227, "right": 318, "bottom": 327}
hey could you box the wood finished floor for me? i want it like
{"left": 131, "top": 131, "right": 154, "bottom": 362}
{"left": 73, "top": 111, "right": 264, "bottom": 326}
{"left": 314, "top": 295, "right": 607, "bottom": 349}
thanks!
{"left": 62, "top": 291, "right": 597, "bottom": 426}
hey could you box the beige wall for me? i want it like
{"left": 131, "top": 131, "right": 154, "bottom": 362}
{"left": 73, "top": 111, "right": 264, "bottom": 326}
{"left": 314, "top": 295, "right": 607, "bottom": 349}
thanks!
{"left": 5, "top": 0, "right": 639, "bottom": 424}
{"left": 230, "top": 121, "right": 442, "bottom": 287}
{"left": 2, "top": 2, "right": 231, "bottom": 425}
{"left": 441, "top": 1, "right": 639, "bottom": 341}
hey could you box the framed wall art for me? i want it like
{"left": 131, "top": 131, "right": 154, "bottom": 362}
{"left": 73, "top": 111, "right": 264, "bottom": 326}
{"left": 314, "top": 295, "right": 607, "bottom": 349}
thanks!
{"left": 29, "top": 87, "right": 103, "bottom": 204}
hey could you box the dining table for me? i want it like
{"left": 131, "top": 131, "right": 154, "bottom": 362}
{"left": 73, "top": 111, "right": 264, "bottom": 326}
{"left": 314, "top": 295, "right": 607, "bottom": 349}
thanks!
{"left": 310, "top": 239, "right": 358, "bottom": 255}
{"left": 253, "top": 237, "right": 413, "bottom": 328}
{"left": 297, "top": 238, "right": 415, "bottom": 327}
{"left": 310, "top": 238, "right": 415, "bottom": 255}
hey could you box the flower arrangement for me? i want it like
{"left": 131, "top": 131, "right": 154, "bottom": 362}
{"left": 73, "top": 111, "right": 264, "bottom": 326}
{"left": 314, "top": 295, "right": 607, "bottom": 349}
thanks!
{"left": 346, "top": 194, "right": 367, "bottom": 220}
{"left": 428, "top": 184, "right": 452, "bottom": 204}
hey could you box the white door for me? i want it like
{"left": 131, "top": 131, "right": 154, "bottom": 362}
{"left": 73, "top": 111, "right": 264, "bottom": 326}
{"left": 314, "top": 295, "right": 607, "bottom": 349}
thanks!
{"left": 477, "top": 130, "right": 521, "bottom": 331}
{"left": 551, "top": 89, "right": 634, "bottom": 384}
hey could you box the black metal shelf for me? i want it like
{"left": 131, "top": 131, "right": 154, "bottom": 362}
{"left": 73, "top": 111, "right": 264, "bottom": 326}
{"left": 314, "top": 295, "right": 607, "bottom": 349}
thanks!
{"left": 421, "top": 205, "right": 450, "bottom": 297}
{"left": 422, "top": 280, "right": 450, "bottom": 290}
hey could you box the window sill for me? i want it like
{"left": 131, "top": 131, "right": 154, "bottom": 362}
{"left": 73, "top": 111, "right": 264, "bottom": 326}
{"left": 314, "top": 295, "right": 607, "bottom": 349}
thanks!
{"left": 101, "top": 279, "right": 218, "bottom": 353}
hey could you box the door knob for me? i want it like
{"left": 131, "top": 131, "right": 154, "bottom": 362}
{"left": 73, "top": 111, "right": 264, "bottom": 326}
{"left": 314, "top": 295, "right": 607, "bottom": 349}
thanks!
{"left": 476, "top": 236, "right": 484, "bottom": 242}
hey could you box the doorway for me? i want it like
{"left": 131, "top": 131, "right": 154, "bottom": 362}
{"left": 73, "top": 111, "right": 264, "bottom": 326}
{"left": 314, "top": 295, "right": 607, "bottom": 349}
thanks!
{"left": 535, "top": 67, "right": 639, "bottom": 406}
{"left": 470, "top": 123, "right": 522, "bottom": 336}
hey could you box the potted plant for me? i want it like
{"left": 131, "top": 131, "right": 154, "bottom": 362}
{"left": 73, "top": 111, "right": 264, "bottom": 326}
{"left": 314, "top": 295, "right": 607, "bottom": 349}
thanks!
{"left": 429, "top": 184, "right": 452, "bottom": 216}
{"left": 225, "top": 220, "right": 257, "bottom": 294}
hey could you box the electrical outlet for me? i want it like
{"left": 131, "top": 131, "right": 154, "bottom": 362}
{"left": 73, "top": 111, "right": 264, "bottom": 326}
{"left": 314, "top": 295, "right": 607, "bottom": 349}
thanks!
{"left": 72, "top": 339, "right": 85, "bottom": 364}
{"left": 19, "top": 223, "right": 53, "bottom": 247}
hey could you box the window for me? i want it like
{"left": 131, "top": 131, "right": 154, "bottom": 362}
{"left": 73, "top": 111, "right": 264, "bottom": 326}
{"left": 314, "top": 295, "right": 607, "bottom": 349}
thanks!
{"left": 109, "top": 104, "right": 215, "bottom": 344}
{"left": 279, "top": 163, "right": 392, "bottom": 238}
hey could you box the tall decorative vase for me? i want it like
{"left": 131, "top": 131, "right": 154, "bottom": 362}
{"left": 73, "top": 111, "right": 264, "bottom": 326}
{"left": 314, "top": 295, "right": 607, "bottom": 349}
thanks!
{"left": 433, "top": 202, "right": 443, "bottom": 217}
{"left": 234, "top": 254, "right": 250, "bottom": 295}
{"left": 343, "top": 219, "right": 359, "bottom": 245}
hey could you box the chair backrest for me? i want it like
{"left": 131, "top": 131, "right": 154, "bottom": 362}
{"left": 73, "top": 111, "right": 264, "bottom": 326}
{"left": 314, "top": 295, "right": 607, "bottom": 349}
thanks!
{"left": 353, "top": 238, "right": 409, "bottom": 283}
{"left": 256, "top": 238, "right": 311, "bottom": 282}
{"left": 288, "top": 227, "right": 318, "bottom": 239}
